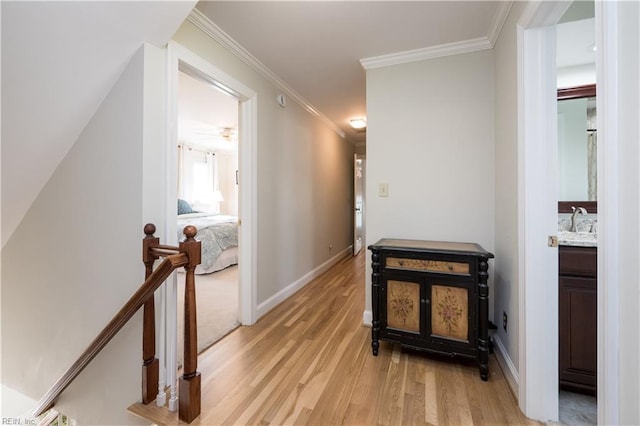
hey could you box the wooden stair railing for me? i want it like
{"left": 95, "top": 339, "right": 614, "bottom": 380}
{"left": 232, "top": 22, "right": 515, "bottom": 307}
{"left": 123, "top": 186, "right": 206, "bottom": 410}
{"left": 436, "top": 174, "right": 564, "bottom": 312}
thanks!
{"left": 32, "top": 224, "right": 202, "bottom": 423}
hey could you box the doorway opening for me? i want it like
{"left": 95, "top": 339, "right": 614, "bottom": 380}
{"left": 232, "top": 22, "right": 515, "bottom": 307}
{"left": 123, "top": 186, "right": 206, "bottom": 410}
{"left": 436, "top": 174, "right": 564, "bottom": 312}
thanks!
{"left": 160, "top": 40, "right": 258, "bottom": 412}
{"left": 518, "top": 1, "right": 615, "bottom": 424}
{"left": 167, "top": 40, "right": 258, "bottom": 328}
{"left": 555, "top": 3, "right": 597, "bottom": 424}
{"left": 353, "top": 154, "right": 366, "bottom": 256}
{"left": 176, "top": 68, "right": 241, "bottom": 353}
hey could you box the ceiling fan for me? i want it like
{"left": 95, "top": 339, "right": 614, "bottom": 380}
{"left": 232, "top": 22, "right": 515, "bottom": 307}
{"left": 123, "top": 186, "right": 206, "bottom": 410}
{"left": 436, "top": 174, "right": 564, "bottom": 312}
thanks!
{"left": 191, "top": 126, "right": 238, "bottom": 142}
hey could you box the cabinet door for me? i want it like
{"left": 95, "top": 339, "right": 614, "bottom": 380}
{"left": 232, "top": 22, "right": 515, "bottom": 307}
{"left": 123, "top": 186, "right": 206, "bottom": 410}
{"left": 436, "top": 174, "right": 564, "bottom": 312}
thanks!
{"left": 380, "top": 274, "right": 426, "bottom": 341}
{"left": 426, "top": 277, "right": 477, "bottom": 354}
{"left": 559, "top": 275, "right": 597, "bottom": 392}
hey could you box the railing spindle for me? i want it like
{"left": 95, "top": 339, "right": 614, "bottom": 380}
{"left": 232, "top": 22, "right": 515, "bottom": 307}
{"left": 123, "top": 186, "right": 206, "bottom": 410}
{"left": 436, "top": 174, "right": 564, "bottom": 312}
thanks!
{"left": 141, "top": 224, "right": 160, "bottom": 404}
{"left": 178, "top": 225, "right": 202, "bottom": 423}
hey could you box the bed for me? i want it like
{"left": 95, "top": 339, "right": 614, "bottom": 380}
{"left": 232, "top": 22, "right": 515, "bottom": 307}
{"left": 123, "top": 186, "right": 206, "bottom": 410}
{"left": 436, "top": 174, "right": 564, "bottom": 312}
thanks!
{"left": 177, "top": 200, "right": 238, "bottom": 274}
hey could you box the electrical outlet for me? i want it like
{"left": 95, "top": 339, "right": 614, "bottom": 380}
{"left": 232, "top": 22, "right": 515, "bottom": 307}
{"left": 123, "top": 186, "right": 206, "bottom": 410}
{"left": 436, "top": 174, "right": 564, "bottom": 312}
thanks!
{"left": 503, "top": 312, "right": 508, "bottom": 332}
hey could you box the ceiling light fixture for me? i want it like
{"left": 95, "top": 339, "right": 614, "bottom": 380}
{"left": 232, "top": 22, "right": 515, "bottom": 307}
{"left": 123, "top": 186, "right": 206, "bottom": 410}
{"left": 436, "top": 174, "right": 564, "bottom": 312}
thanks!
{"left": 219, "top": 127, "right": 236, "bottom": 141}
{"left": 350, "top": 118, "right": 367, "bottom": 130}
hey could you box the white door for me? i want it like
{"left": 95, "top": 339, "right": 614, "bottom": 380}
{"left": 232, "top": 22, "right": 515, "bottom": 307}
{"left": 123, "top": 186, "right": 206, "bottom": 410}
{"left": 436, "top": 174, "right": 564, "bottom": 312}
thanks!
{"left": 353, "top": 154, "right": 365, "bottom": 255}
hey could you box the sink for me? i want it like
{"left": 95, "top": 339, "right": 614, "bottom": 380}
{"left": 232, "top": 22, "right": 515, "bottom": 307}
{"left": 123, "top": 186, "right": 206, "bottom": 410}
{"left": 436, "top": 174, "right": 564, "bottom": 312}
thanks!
{"left": 558, "top": 231, "right": 597, "bottom": 247}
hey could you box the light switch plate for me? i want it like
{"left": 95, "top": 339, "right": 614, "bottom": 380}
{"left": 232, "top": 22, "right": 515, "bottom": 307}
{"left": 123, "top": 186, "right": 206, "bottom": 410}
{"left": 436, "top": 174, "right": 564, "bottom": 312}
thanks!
{"left": 379, "top": 183, "right": 389, "bottom": 197}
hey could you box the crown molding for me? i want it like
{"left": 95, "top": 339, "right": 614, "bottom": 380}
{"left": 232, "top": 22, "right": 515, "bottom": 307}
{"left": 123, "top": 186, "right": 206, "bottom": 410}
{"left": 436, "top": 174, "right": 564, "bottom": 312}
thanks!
{"left": 360, "top": 1, "right": 514, "bottom": 70}
{"left": 360, "top": 37, "right": 493, "bottom": 70}
{"left": 187, "top": 8, "right": 346, "bottom": 139}
{"left": 488, "top": 1, "right": 514, "bottom": 46}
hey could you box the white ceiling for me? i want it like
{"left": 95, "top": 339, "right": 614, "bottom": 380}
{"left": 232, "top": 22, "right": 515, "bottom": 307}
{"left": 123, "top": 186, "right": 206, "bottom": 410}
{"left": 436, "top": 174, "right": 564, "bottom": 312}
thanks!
{"left": 178, "top": 71, "right": 239, "bottom": 152}
{"left": 556, "top": 18, "right": 596, "bottom": 69}
{"left": 195, "top": 1, "right": 506, "bottom": 144}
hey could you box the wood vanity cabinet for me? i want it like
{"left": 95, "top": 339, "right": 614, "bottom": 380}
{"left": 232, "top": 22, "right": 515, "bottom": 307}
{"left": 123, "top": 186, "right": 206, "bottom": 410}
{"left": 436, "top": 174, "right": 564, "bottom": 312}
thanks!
{"left": 368, "top": 239, "right": 494, "bottom": 380}
{"left": 559, "top": 245, "right": 597, "bottom": 395}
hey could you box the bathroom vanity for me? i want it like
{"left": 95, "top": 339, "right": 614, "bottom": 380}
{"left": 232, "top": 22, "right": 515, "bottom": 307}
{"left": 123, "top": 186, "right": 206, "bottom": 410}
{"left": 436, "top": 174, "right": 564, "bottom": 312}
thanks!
{"left": 557, "top": 83, "right": 598, "bottom": 396}
{"left": 558, "top": 243, "right": 597, "bottom": 395}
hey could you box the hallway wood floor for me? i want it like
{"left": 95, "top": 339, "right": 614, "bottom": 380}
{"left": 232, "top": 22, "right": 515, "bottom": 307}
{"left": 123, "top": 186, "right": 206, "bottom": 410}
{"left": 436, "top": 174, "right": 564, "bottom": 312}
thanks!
{"left": 130, "top": 251, "right": 539, "bottom": 425}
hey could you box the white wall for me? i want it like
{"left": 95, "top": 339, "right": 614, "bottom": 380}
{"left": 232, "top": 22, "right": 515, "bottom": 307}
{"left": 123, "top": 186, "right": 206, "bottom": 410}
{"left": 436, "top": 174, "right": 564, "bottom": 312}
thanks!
{"left": 492, "top": 0, "right": 527, "bottom": 391}
{"left": 172, "top": 21, "right": 354, "bottom": 306}
{"left": 0, "top": 1, "right": 195, "bottom": 248}
{"left": 364, "top": 50, "right": 495, "bottom": 319}
{"left": 1, "top": 45, "right": 165, "bottom": 425}
{"left": 0, "top": 385, "right": 36, "bottom": 417}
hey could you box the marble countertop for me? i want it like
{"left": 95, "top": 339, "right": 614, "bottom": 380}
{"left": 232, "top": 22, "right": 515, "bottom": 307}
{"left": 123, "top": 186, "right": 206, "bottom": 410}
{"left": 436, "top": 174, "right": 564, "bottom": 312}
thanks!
{"left": 558, "top": 231, "right": 597, "bottom": 247}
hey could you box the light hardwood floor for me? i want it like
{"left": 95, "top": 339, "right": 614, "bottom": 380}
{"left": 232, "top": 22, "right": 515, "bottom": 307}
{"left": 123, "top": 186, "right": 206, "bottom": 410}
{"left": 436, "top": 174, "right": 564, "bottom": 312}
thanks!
{"left": 130, "top": 251, "right": 539, "bottom": 425}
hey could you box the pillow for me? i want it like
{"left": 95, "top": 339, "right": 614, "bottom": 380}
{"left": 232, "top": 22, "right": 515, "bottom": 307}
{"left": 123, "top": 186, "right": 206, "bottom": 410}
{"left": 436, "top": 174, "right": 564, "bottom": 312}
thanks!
{"left": 178, "top": 199, "right": 195, "bottom": 215}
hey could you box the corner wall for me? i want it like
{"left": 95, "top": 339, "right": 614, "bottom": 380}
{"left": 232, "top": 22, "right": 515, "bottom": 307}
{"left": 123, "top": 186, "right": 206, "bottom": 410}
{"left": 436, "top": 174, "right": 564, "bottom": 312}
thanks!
{"left": 492, "top": 0, "right": 527, "bottom": 391}
{"left": 364, "top": 50, "right": 496, "bottom": 320}
{"left": 1, "top": 44, "right": 165, "bottom": 425}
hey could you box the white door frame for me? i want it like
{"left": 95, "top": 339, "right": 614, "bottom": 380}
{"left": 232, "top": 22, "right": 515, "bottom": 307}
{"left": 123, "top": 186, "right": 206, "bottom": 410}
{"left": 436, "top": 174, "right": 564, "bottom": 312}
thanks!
{"left": 518, "top": 2, "right": 620, "bottom": 424}
{"left": 166, "top": 41, "right": 258, "bottom": 327}
{"left": 162, "top": 41, "right": 259, "bottom": 411}
{"left": 594, "top": 2, "right": 620, "bottom": 424}
{"left": 517, "top": 5, "right": 562, "bottom": 420}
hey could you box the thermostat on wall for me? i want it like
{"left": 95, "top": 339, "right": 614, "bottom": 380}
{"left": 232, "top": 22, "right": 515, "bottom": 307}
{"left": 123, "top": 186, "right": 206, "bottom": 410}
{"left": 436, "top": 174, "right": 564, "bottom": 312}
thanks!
{"left": 277, "top": 93, "right": 286, "bottom": 108}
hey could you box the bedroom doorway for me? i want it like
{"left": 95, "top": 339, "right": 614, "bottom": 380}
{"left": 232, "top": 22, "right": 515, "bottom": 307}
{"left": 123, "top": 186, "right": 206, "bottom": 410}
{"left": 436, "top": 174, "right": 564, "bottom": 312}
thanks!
{"left": 176, "top": 68, "right": 241, "bottom": 353}
{"left": 163, "top": 41, "right": 258, "bottom": 411}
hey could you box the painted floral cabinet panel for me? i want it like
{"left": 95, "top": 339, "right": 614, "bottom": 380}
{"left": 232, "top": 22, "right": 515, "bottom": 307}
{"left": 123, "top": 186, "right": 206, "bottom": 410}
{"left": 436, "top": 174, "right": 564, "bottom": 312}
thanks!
{"left": 431, "top": 284, "right": 469, "bottom": 342}
{"left": 387, "top": 280, "right": 421, "bottom": 333}
{"left": 369, "top": 238, "right": 494, "bottom": 381}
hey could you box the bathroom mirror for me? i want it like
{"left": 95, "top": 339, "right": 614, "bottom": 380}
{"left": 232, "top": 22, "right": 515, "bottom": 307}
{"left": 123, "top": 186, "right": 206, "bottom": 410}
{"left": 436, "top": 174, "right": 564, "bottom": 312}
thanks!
{"left": 557, "top": 84, "right": 597, "bottom": 213}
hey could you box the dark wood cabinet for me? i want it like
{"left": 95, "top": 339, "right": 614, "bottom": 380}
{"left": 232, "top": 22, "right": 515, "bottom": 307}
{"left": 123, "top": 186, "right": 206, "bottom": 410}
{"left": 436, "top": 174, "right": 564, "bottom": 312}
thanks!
{"left": 369, "top": 239, "right": 494, "bottom": 380}
{"left": 559, "top": 245, "right": 597, "bottom": 395}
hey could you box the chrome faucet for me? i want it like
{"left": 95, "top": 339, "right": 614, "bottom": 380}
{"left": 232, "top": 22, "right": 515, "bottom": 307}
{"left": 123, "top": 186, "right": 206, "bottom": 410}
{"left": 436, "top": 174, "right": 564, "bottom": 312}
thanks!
{"left": 570, "top": 206, "right": 587, "bottom": 232}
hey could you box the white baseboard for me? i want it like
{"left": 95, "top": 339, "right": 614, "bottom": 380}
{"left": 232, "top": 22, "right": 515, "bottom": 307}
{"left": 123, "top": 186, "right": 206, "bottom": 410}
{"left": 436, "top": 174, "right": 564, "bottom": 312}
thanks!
{"left": 493, "top": 334, "right": 519, "bottom": 399}
{"left": 256, "top": 246, "right": 352, "bottom": 319}
{"left": 362, "top": 310, "right": 372, "bottom": 326}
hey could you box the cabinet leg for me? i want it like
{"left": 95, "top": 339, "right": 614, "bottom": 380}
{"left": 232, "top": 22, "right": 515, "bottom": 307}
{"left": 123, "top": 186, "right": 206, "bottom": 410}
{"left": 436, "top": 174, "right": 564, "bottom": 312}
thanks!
{"left": 371, "top": 320, "right": 380, "bottom": 356}
{"left": 480, "top": 364, "right": 488, "bottom": 381}
{"left": 478, "top": 258, "right": 490, "bottom": 381}
{"left": 479, "top": 340, "right": 489, "bottom": 381}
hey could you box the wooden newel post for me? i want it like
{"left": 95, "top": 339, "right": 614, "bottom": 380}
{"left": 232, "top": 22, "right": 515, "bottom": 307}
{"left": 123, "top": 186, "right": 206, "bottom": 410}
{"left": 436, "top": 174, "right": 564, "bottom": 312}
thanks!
{"left": 142, "top": 223, "right": 160, "bottom": 404}
{"left": 178, "top": 225, "right": 202, "bottom": 423}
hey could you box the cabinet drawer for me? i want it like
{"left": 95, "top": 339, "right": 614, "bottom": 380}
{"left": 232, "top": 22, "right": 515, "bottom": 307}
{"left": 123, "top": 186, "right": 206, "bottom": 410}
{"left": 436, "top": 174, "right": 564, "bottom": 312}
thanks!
{"left": 559, "top": 246, "right": 597, "bottom": 277}
{"left": 386, "top": 257, "right": 470, "bottom": 275}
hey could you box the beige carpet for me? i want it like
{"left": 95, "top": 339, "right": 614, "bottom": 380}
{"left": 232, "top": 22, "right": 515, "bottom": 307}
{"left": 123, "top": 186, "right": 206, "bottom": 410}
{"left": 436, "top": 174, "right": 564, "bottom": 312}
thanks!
{"left": 176, "top": 265, "right": 239, "bottom": 359}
